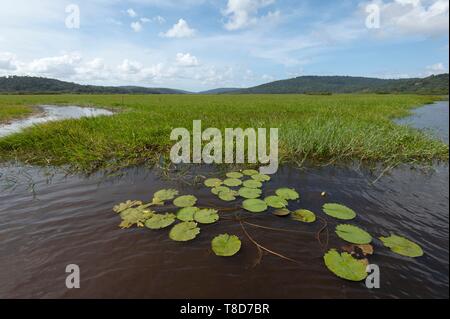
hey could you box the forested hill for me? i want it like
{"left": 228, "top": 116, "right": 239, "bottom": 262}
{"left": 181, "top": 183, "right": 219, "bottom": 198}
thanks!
{"left": 234, "top": 74, "right": 449, "bottom": 95}
{"left": 0, "top": 76, "right": 187, "bottom": 94}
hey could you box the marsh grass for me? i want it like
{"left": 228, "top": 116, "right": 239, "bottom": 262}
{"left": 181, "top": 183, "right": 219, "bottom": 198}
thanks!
{"left": 0, "top": 94, "right": 448, "bottom": 173}
{"left": 0, "top": 104, "right": 34, "bottom": 123}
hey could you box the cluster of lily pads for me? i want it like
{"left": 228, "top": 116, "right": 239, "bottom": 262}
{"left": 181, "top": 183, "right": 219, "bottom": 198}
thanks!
{"left": 112, "top": 168, "right": 424, "bottom": 282}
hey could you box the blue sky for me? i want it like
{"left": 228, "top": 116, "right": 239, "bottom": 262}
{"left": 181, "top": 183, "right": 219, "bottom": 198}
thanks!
{"left": 0, "top": 0, "right": 448, "bottom": 91}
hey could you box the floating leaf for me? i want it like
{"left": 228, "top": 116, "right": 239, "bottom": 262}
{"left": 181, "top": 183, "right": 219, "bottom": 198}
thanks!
{"left": 342, "top": 244, "right": 374, "bottom": 258}
{"left": 177, "top": 207, "right": 200, "bottom": 222}
{"left": 119, "top": 208, "right": 153, "bottom": 229}
{"left": 223, "top": 178, "right": 242, "bottom": 187}
{"left": 379, "top": 234, "right": 423, "bottom": 258}
{"left": 113, "top": 200, "right": 143, "bottom": 213}
{"left": 173, "top": 195, "right": 197, "bottom": 208}
{"left": 264, "top": 196, "right": 288, "bottom": 208}
{"left": 323, "top": 249, "right": 368, "bottom": 281}
{"left": 194, "top": 209, "right": 219, "bottom": 224}
{"left": 204, "top": 178, "right": 222, "bottom": 188}
{"left": 169, "top": 222, "right": 200, "bottom": 242}
{"left": 276, "top": 188, "right": 299, "bottom": 200}
{"left": 252, "top": 173, "right": 271, "bottom": 182}
{"left": 273, "top": 208, "right": 291, "bottom": 217}
{"left": 242, "top": 169, "right": 259, "bottom": 176}
{"left": 218, "top": 190, "right": 237, "bottom": 202}
{"left": 226, "top": 172, "right": 243, "bottom": 179}
{"left": 242, "top": 199, "right": 268, "bottom": 213}
{"left": 243, "top": 179, "right": 262, "bottom": 189}
{"left": 153, "top": 189, "right": 179, "bottom": 202}
{"left": 211, "top": 234, "right": 242, "bottom": 257}
{"left": 238, "top": 187, "right": 262, "bottom": 199}
{"left": 291, "top": 209, "right": 316, "bottom": 223}
{"left": 145, "top": 213, "right": 176, "bottom": 229}
{"left": 335, "top": 224, "right": 372, "bottom": 244}
{"left": 323, "top": 203, "right": 356, "bottom": 220}
{"left": 211, "top": 186, "right": 231, "bottom": 195}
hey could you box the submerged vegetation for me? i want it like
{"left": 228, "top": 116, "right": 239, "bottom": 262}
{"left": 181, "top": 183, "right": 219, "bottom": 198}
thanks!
{"left": 113, "top": 168, "right": 424, "bottom": 282}
{"left": 0, "top": 94, "right": 448, "bottom": 172}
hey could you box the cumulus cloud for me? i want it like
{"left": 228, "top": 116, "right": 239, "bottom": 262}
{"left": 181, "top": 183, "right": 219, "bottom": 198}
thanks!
{"left": 426, "top": 62, "right": 447, "bottom": 75}
{"left": 161, "top": 19, "right": 196, "bottom": 38}
{"left": 118, "top": 59, "right": 143, "bottom": 74}
{"left": 223, "top": 0, "right": 278, "bottom": 31}
{"left": 24, "top": 53, "right": 82, "bottom": 77}
{"left": 0, "top": 52, "right": 17, "bottom": 70}
{"left": 131, "top": 21, "right": 143, "bottom": 32}
{"left": 175, "top": 53, "right": 199, "bottom": 67}
{"left": 127, "top": 8, "right": 137, "bottom": 18}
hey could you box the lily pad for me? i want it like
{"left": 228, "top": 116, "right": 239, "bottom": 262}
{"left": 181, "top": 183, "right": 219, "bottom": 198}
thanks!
{"left": 211, "top": 234, "right": 242, "bottom": 257}
{"left": 211, "top": 186, "right": 231, "bottom": 195}
{"left": 272, "top": 208, "right": 291, "bottom": 217}
{"left": 153, "top": 189, "right": 179, "bottom": 202}
{"left": 276, "top": 188, "right": 299, "bottom": 200}
{"left": 145, "top": 213, "right": 176, "bottom": 229}
{"left": 194, "top": 209, "right": 219, "bottom": 224}
{"left": 218, "top": 190, "right": 238, "bottom": 202}
{"left": 113, "top": 200, "right": 143, "bottom": 213}
{"left": 204, "top": 178, "right": 222, "bottom": 188}
{"left": 173, "top": 195, "right": 197, "bottom": 208}
{"left": 242, "top": 199, "right": 268, "bottom": 213}
{"left": 323, "top": 203, "right": 356, "bottom": 220}
{"left": 336, "top": 224, "right": 372, "bottom": 244}
{"left": 242, "top": 179, "right": 262, "bottom": 189}
{"left": 226, "top": 172, "right": 243, "bottom": 179}
{"left": 264, "top": 196, "right": 288, "bottom": 208}
{"left": 242, "top": 169, "right": 259, "bottom": 176}
{"left": 177, "top": 207, "right": 200, "bottom": 222}
{"left": 169, "top": 222, "right": 200, "bottom": 242}
{"left": 323, "top": 249, "right": 368, "bottom": 281}
{"left": 119, "top": 208, "right": 153, "bottom": 228}
{"left": 379, "top": 234, "right": 423, "bottom": 257}
{"left": 291, "top": 209, "right": 316, "bottom": 223}
{"left": 238, "top": 187, "right": 262, "bottom": 199}
{"left": 223, "top": 178, "right": 242, "bottom": 187}
{"left": 252, "top": 173, "right": 271, "bottom": 182}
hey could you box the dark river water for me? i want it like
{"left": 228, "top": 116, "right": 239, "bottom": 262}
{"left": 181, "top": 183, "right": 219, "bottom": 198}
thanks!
{"left": 0, "top": 102, "right": 448, "bottom": 299}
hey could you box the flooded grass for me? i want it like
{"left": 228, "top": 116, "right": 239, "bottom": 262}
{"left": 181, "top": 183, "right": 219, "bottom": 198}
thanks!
{"left": 0, "top": 94, "right": 448, "bottom": 173}
{"left": 0, "top": 104, "right": 34, "bottom": 123}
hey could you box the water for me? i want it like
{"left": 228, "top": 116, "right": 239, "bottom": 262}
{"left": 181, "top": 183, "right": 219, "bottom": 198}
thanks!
{"left": 0, "top": 105, "right": 113, "bottom": 138}
{"left": 0, "top": 102, "right": 448, "bottom": 299}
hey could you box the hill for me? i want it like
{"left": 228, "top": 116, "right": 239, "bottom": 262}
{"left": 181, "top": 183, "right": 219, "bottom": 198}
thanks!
{"left": 0, "top": 76, "right": 187, "bottom": 94}
{"left": 199, "top": 88, "right": 241, "bottom": 94}
{"left": 234, "top": 74, "right": 449, "bottom": 95}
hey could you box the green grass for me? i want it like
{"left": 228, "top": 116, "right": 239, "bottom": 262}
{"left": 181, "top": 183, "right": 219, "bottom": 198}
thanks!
{"left": 0, "top": 94, "right": 448, "bottom": 172}
{"left": 0, "top": 104, "right": 34, "bottom": 123}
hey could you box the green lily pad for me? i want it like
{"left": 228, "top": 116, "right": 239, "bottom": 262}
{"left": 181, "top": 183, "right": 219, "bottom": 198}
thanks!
{"left": 204, "top": 178, "right": 222, "bottom": 188}
{"left": 323, "top": 249, "right": 368, "bottom": 281}
{"left": 336, "top": 224, "right": 372, "bottom": 244}
{"left": 223, "top": 178, "right": 242, "bottom": 187}
{"left": 264, "top": 196, "right": 288, "bottom": 208}
{"left": 211, "top": 234, "right": 242, "bottom": 257}
{"left": 380, "top": 234, "right": 424, "bottom": 257}
{"left": 242, "top": 169, "right": 259, "bottom": 176}
{"left": 169, "top": 222, "right": 200, "bottom": 242}
{"left": 292, "top": 209, "right": 316, "bottom": 223}
{"left": 177, "top": 207, "right": 200, "bottom": 222}
{"left": 226, "top": 172, "right": 243, "bottom": 179}
{"left": 211, "top": 186, "right": 231, "bottom": 195}
{"left": 173, "top": 195, "right": 197, "bottom": 208}
{"left": 194, "top": 209, "right": 219, "bottom": 224}
{"left": 238, "top": 187, "right": 262, "bottom": 199}
{"left": 153, "top": 189, "right": 179, "bottom": 202}
{"left": 272, "top": 208, "right": 291, "bottom": 217}
{"left": 276, "top": 188, "right": 299, "bottom": 200}
{"left": 242, "top": 199, "right": 268, "bottom": 213}
{"left": 119, "top": 208, "right": 153, "bottom": 228}
{"left": 218, "top": 190, "right": 238, "bottom": 202}
{"left": 323, "top": 203, "right": 356, "bottom": 220}
{"left": 252, "top": 173, "right": 271, "bottom": 182}
{"left": 145, "top": 213, "right": 176, "bottom": 229}
{"left": 113, "top": 200, "right": 143, "bottom": 213}
{"left": 242, "top": 179, "right": 262, "bottom": 189}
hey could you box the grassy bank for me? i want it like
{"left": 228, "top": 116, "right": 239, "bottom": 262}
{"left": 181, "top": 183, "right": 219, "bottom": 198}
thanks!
{"left": 0, "top": 104, "right": 34, "bottom": 123}
{"left": 0, "top": 94, "right": 448, "bottom": 172}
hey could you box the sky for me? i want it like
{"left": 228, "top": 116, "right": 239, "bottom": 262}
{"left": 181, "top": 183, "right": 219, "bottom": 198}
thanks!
{"left": 0, "top": 0, "right": 448, "bottom": 91}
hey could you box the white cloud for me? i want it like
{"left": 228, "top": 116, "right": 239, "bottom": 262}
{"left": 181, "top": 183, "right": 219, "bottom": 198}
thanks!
{"left": 24, "top": 53, "right": 82, "bottom": 77}
{"left": 0, "top": 52, "right": 17, "bottom": 70}
{"left": 175, "top": 53, "right": 199, "bottom": 67}
{"left": 426, "top": 62, "right": 447, "bottom": 75}
{"left": 118, "top": 59, "right": 142, "bottom": 74}
{"left": 127, "top": 8, "right": 138, "bottom": 18}
{"left": 161, "top": 19, "right": 196, "bottom": 38}
{"left": 223, "top": 0, "right": 278, "bottom": 31}
{"left": 131, "top": 21, "right": 143, "bottom": 32}
{"left": 153, "top": 16, "right": 166, "bottom": 24}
